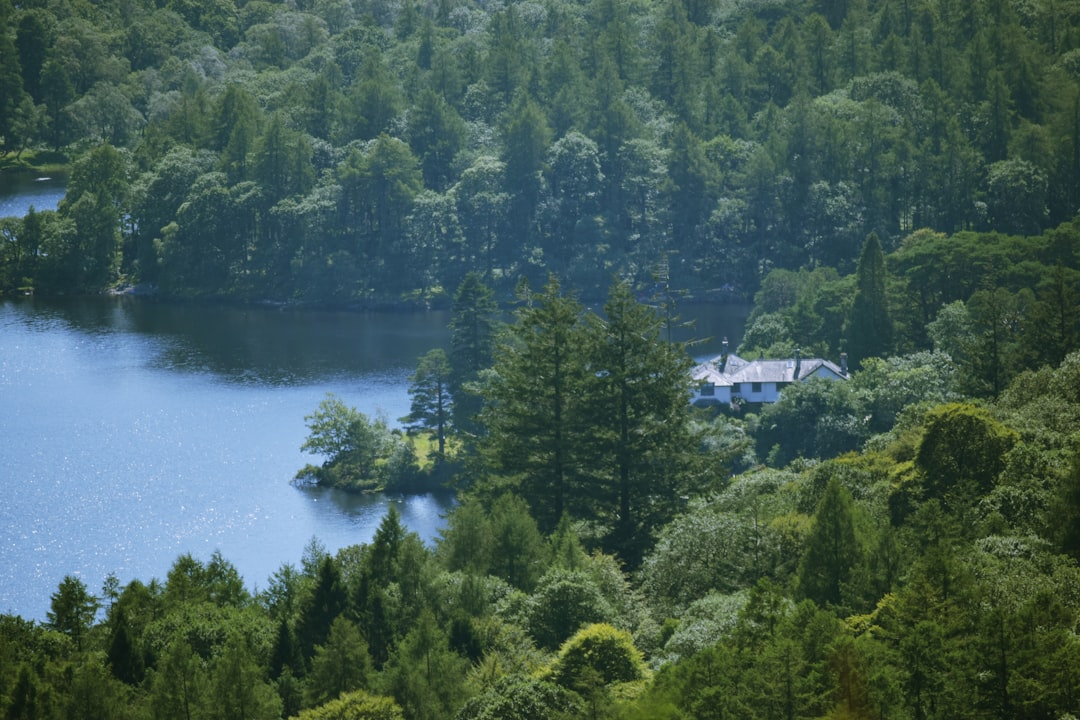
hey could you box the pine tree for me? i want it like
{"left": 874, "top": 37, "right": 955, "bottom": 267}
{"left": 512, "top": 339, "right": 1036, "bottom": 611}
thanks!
{"left": 581, "top": 280, "right": 698, "bottom": 565}
{"left": 480, "top": 276, "right": 588, "bottom": 532}
{"left": 448, "top": 273, "right": 499, "bottom": 436}
{"left": 403, "top": 348, "right": 453, "bottom": 460}
{"left": 797, "top": 476, "right": 862, "bottom": 609}
{"left": 844, "top": 232, "right": 893, "bottom": 368}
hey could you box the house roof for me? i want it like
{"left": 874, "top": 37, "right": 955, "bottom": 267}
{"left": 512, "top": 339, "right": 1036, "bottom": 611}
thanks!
{"left": 695, "top": 352, "right": 847, "bottom": 385}
{"left": 691, "top": 362, "right": 733, "bottom": 387}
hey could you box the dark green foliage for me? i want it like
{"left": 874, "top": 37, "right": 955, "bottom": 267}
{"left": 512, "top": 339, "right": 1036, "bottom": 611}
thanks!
{"left": 915, "top": 403, "right": 1019, "bottom": 508}
{"left": 844, "top": 232, "right": 893, "bottom": 369}
{"left": 480, "top": 276, "right": 589, "bottom": 533}
{"left": 46, "top": 575, "right": 98, "bottom": 650}
{"left": 403, "top": 348, "right": 453, "bottom": 460}
{"left": 797, "top": 477, "right": 862, "bottom": 609}
{"left": 448, "top": 273, "right": 500, "bottom": 437}
{"left": 296, "top": 556, "right": 348, "bottom": 661}
{"left": 580, "top": 280, "right": 700, "bottom": 564}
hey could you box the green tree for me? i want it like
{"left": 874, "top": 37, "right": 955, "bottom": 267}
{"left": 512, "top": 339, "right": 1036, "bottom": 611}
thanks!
{"left": 60, "top": 143, "right": 129, "bottom": 290}
{"left": 448, "top": 273, "right": 499, "bottom": 437}
{"left": 208, "top": 632, "right": 282, "bottom": 720}
{"left": 487, "top": 493, "right": 548, "bottom": 592}
{"left": 1053, "top": 446, "right": 1080, "bottom": 560}
{"left": 797, "top": 476, "right": 863, "bottom": 610}
{"left": 844, "top": 232, "right": 893, "bottom": 369}
{"left": 305, "top": 616, "right": 374, "bottom": 707}
{"left": 294, "top": 690, "right": 404, "bottom": 720}
{"left": 526, "top": 570, "right": 614, "bottom": 650}
{"left": 46, "top": 575, "right": 99, "bottom": 650}
{"left": 915, "top": 403, "right": 1019, "bottom": 511}
{"left": 500, "top": 94, "right": 552, "bottom": 257}
{"left": 381, "top": 610, "right": 469, "bottom": 720}
{"left": 480, "top": 276, "right": 588, "bottom": 532}
{"left": 454, "top": 675, "right": 582, "bottom": 720}
{"left": 403, "top": 349, "right": 452, "bottom": 460}
{"left": 150, "top": 637, "right": 209, "bottom": 720}
{"left": 549, "top": 623, "right": 645, "bottom": 688}
{"left": 296, "top": 394, "right": 396, "bottom": 490}
{"left": 581, "top": 280, "right": 698, "bottom": 563}
{"left": 408, "top": 88, "right": 466, "bottom": 192}
{"left": 296, "top": 556, "right": 349, "bottom": 662}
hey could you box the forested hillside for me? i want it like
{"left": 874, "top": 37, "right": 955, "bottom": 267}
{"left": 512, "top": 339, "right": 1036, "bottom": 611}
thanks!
{"left": 1, "top": 0, "right": 1079, "bottom": 301}
{"left": 5, "top": 0, "right": 1080, "bottom": 718}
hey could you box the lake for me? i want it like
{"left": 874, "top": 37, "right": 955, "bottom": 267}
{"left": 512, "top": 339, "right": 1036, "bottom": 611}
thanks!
{"left": 0, "top": 173, "right": 66, "bottom": 218}
{"left": 0, "top": 296, "right": 747, "bottom": 622}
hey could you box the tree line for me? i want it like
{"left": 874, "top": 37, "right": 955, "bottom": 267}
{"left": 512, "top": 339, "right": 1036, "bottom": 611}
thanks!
{"left": 7, "top": 341, "right": 1080, "bottom": 719}
{"left": 2, "top": 0, "right": 1079, "bottom": 302}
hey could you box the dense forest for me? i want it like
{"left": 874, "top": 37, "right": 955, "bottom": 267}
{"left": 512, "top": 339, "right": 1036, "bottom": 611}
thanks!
{"left": 0, "top": 0, "right": 1079, "bottom": 301}
{"left": 5, "top": 0, "right": 1080, "bottom": 717}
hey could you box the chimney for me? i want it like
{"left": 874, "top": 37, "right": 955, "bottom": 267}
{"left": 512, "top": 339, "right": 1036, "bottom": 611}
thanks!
{"left": 794, "top": 347, "right": 801, "bottom": 378}
{"left": 722, "top": 337, "right": 729, "bottom": 357}
{"left": 840, "top": 352, "right": 848, "bottom": 376}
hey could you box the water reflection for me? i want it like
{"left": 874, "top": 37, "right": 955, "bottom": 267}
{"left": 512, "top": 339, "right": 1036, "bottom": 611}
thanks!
{"left": 298, "top": 486, "right": 455, "bottom": 543}
{"left": 0, "top": 172, "right": 67, "bottom": 218}
{"left": 14, "top": 296, "right": 453, "bottom": 385}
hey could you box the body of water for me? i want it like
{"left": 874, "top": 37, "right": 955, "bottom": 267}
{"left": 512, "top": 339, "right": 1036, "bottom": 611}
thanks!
{"left": 0, "top": 173, "right": 66, "bottom": 218}
{"left": 0, "top": 297, "right": 455, "bottom": 621}
{"left": 0, "top": 295, "right": 748, "bottom": 622}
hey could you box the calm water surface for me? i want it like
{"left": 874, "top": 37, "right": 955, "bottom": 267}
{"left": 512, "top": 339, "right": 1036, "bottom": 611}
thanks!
{"left": 0, "top": 297, "right": 454, "bottom": 621}
{"left": 0, "top": 173, "right": 66, "bottom": 217}
{"left": 0, "top": 295, "right": 747, "bottom": 621}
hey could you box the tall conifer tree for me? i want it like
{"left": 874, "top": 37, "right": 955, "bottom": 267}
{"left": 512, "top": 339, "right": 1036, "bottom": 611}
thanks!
{"left": 480, "top": 276, "right": 588, "bottom": 532}
{"left": 845, "top": 231, "right": 893, "bottom": 368}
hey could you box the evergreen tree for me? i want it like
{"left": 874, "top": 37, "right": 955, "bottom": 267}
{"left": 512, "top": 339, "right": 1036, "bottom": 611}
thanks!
{"left": 844, "top": 232, "right": 893, "bottom": 368}
{"left": 480, "top": 276, "right": 588, "bottom": 533}
{"left": 305, "top": 616, "right": 373, "bottom": 707}
{"left": 581, "top": 280, "right": 698, "bottom": 565}
{"left": 46, "top": 575, "right": 99, "bottom": 650}
{"left": 403, "top": 348, "right": 453, "bottom": 460}
{"left": 797, "top": 476, "right": 862, "bottom": 609}
{"left": 448, "top": 273, "right": 499, "bottom": 437}
{"left": 296, "top": 556, "right": 349, "bottom": 662}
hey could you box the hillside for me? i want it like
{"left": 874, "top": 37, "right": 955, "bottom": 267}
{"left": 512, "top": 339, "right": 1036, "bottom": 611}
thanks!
{"left": 1, "top": 0, "right": 1078, "bottom": 302}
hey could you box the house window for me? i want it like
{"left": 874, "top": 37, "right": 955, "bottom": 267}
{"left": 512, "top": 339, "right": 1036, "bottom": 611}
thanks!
{"left": 701, "top": 383, "right": 715, "bottom": 396}
{"left": 751, "top": 382, "right": 762, "bottom": 393}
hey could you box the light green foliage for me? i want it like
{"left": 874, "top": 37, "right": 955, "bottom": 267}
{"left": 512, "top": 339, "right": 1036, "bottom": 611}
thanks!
{"left": 453, "top": 675, "right": 583, "bottom": 720}
{"left": 293, "top": 689, "right": 405, "bottom": 720}
{"left": 658, "top": 590, "right": 750, "bottom": 662}
{"left": 851, "top": 351, "right": 960, "bottom": 435}
{"left": 381, "top": 611, "right": 469, "bottom": 720}
{"left": 296, "top": 394, "right": 402, "bottom": 491}
{"left": 548, "top": 623, "right": 645, "bottom": 688}
{"left": 640, "top": 469, "right": 798, "bottom": 616}
{"left": 305, "top": 617, "right": 373, "bottom": 707}
{"left": 208, "top": 631, "right": 282, "bottom": 720}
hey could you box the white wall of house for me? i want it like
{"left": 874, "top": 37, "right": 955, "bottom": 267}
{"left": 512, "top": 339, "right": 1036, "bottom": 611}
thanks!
{"left": 733, "top": 381, "right": 783, "bottom": 404}
{"left": 692, "top": 382, "right": 732, "bottom": 405}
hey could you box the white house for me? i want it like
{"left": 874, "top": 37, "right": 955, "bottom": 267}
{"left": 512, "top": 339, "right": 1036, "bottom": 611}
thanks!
{"left": 691, "top": 345, "right": 848, "bottom": 407}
